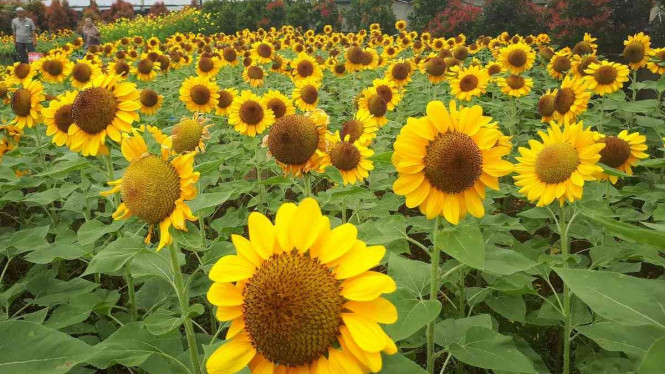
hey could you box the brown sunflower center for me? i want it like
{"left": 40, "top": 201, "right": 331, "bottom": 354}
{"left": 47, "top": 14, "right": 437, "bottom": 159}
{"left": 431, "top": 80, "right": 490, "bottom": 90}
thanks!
{"left": 623, "top": 42, "right": 645, "bottom": 63}
{"left": 247, "top": 66, "right": 263, "bottom": 80}
{"left": 423, "top": 131, "right": 482, "bottom": 194}
{"left": 190, "top": 85, "right": 211, "bottom": 106}
{"left": 266, "top": 98, "right": 287, "bottom": 119}
{"left": 341, "top": 119, "right": 364, "bottom": 143}
{"left": 72, "top": 63, "right": 92, "bottom": 83}
{"left": 121, "top": 154, "right": 180, "bottom": 224}
{"left": 243, "top": 251, "right": 344, "bottom": 367}
{"left": 115, "top": 50, "right": 126, "bottom": 59}
{"left": 114, "top": 61, "right": 130, "bottom": 76}
{"left": 217, "top": 90, "right": 233, "bottom": 109}
{"left": 257, "top": 43, "right": 272, "bottom": 58}
{"left": 54, "top": 104, "right": 74, "bottom": 133}
{"left": 453, "top": 46, "right": 468, "bottom": 61}
{"left": 487, "top": 64, "right": 501, "bottom": 75}
{"left": 140, "top": 89, "right": 159, "bottom": 107}
{"left": 137, "top": 59, "right": 154, "bottom": 74}
{"left": 595, "top": 65, "right": 618, "bottom": 85}
{"left": 172, "top": 119, "right": 203, "bottom": 153}
{"left": 347, "top": 46, "right": 364, "bottom": 64}
{"left": 296, "top": 60, "right": 314, "bottom": 78}
{"left": 552, "top": 56, "right": 571, "bottom": 73}
{"left": 72, "top": 87, "right": 119, "bottom": 135}
{"left": 375, "top": 85, "right": 393, "bottom": 104}
{"left": 11, "top": 88, "right": 32, "bottom": 117}
{"left": 535, "top": 143, "right": 579, "bottom": 184}
{"left": 554, "top": 88, "right": 576, "bottom": 114}
{"left": 425, "top": 57, "right": 446, "bottom": 76}
{"left": 392, "top": 62, "right": 411, "bottom": 80}
{"left": 367, "top": 95, "right": 387, "bottom": 117}
{"left": 507, "top": 49, "right": 527, "bottom": 68}
{"left": 14, "top": 63, "right": 30, "bottom": 79}
{"left": 459, "top": 75, "right": 479, "bottom": 92}
{"left": 330, "top": 141, "right": 361, "bottom": 171}
{"left": 538, "top": 94, "right": 556, "bottom": 117}
{"left": 573, "top": 41, "right": 593, "bottom": 56}
{"left": 300, "top": 85, "right": 318, "bottom": 104}
{"left": 539, "top": 47, "right": 555, "bottom": 62}
{"left": 157, "top": 55, "right": 170, "bottom": 71}
{"left": 577, "top": 56, "right": 598, "bottom": 75}
{"left": 268, "top": 114, "right": 319, "bottom": 165}
{"left": 599, "top": 136, "right": 631, "bottom": 168}
{"left": 506, "top": 75, "right": 525, "bottom": 89}
{"left": 223, "top": 47, "right": 237, "bottom": 62}
{"left": 334, "top": 63, "right": 346, "bottom": 74}
{"left": 239, "top": 100, "right": 264, "bottom": 125}
{"left": 44, "top": 60, "right": 63, "bottom": 76}
{"left": 199, "top": 57, "right": 214, "bottom": 72}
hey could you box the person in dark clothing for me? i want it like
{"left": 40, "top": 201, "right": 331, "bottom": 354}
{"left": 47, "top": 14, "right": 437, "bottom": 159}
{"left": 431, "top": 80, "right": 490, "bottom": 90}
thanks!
{"left": 11, "top": 7, "right": 37, "bottom": 63}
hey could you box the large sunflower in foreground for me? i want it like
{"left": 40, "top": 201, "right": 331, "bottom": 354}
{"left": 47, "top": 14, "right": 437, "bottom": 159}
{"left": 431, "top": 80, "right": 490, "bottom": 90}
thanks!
{"left": 228, "top": 90, "right": 275, "bottom": 137}
{"left": 583, "top": 61, "right": 630, "bottom": 96}
{"left": 10, "top": 79, "right": 45, "bottom": 129}
{"left": 43, "top": 90, "right": 77, "bottom": 147}
{"left": 553, "top": 76, "right": 590, "bottom": 125}
{"left": 102, "top": 129, "right": 199, "bottom": 250}
{"left": 206, "top": 198, "right": 396, "bottom": 374}
{"left": 392, "top": 100, "right": 513, "bottom": 223}
{"left": 179, "top": 76, "right": 220, "bottom": 114}
{"left": 498, "top": 42, "right": 535, "bottom": 75}
{"left": 594, "top": 130, "right": 648, "bottom": 184}
{"left": 68, "top": 74, "right": 140, "bottom": 156}
{"left": 514, "top": 121, "right": 604, "bottom": 207}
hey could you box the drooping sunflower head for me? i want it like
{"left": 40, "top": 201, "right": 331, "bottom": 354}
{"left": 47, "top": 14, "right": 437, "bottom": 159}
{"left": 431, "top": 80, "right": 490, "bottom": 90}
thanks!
{"left": 179, "top": 75, "right": 220, "bottom": 114}
{"left": 595, "top": 130, "right": 648, "bottom": 184}
{"left": 171, "top": 113, "right": 210, "bottom": 154}
{"left": 139, "top": 88, "right": 164, "bottom": 115}
{"left": 553, "top": 76, "right": 591, "bottom": 125}
{"left": 423, "top": 56, "right": 447, "bottom": 83}
{"left": 538, "top": 89, "right": 557, "bottom": 123}
{"left": 583, "top": 61, "right": 630, "bottom": 96}
{"left": 392, "top": 100, "right": 513, "bottom": 223}
{"left": 262, "top": 90, "right": 295, "bottom": 120}
{"left": 228, "top": 91, "right": 275, "bottom": 137}
{"left": 499, "top": 42, "right": 535, "bottom": 74}
{"left": 514, "top": 121, "right": 604, "bottom": 206}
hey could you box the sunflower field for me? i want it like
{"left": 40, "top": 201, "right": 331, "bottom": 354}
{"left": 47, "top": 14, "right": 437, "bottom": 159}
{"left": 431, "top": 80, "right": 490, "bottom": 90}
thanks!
{"left": 1, "top": 14, "right": 665, "bottom": 374}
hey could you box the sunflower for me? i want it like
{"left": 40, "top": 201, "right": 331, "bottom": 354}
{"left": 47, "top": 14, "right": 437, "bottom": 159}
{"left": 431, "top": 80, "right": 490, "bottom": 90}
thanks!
{"left": 497, "top": 74, "right": 533, "bottom": 97}
{"left": 43, "top": 90, "right": 77, "bottom": 147}
{"left": 332, "top": 110, "right": 378, "bottom": 148}
{"left": 583, "top": 61, "right": 630, "bottom": 96}
{"left": 179, "top": 76, "right": 220, "bottom": 114}
{"left": 292, "top": 78, "right": 321, "bottom": 112}
{"left": 6, "top": 62, "right": 36, "bottom": 86}
{"left": 421, "top": 56, "right": 447, "bottom": 84}
{"left": 101, "top": 129, "right": 199, "bottom": 250}
{"left": 538, "top": 89, "right": 557, "bottom": 123}
{"left": 10, "top": 79, "right": 45, "bottom": 129}
{"left": 251, "top": 42, "right": 274, "bottom": 64}
{"left": 264, "top": 111, "right": 328, "bottom": 177}
{"left": 594, "top": 130, "right": 648, "bottom": 184}
{"left": 242, "top": 65, "right": 266, "bottom": 88}
{"left": 169, "top": 113, "right": 211, "bottom": 154}
{"left": 569, "top": 54, "right": 599, "bottom": 79}
{"left": 291, "top": 53, "right": 323, "bottom": 82}
{"left": 498, "top": 42, "right": 536, "bottom": 75}
{"left": 572, "top": 33, "right": 598, "bottom": 56}
{"left": 514, "top": 121, "right": 604, "bottom": 206}
{"left": 396, "top": 19, "right": 407, "bottom": 31}
{"left": 228, "top": 91, "right": 276, "bottom": 137}
{"left": 0, "top": 80, "right": 9, "bottom": 105}
{"left": 345, "top": 46, "right": 366, "bottom": 72}
{"left": 647, "top": 48, "right": 665, "bottom": 74}
{"left": 553, "top": 76, "right": 591, "bottom": 125}
{"left": 623, "top": 32, "right": 651, "bottom": 70}
{"left": 323, "top": 135, "right": 374, "bottom": 185}
{"left": 205, "top": 198, "right": 396, "bottom": 374}
{"left": 110, "top": 60, "right": 131, "bottom": 79}
{"left": 385, "top": 59, "right": 414, "bottom": 87}
{"left": 35, "top": 54, "right": 72, "bottom": 84}
{"left": 139, "top": 88, "right": 164, "bottom": 115}
{"left": 68, "top": 74, "right": 140, "bottom": 156}
{"left": 372, "top": 78, "right": 402, "bottom": 111}
{"left": 196, "top": 56, "right": 223, "bottom": 78}
{"left": 485, "top": 61, "right": 503, "bottom": 78}
{"left": 221, "top": 47, "right": 239, "bottom": 66}
{"left": 132, "top": 58, "right": 161, "bottom": 81}
{"left": 392, "top": 100, "right": 513, "bottom": 223}
{"left": 216, "top": 88, "right": 238, "bottom": 116}
{"left": 70, "top": 59, "right": 101, "bottom": 89}
{"left": 357, "top": 87, "right": 389, "bottom": 127}
{"left": 448, "top": 65, "right": 490, "bottom": 102}
{"left": 547, "top": 51, "right": 571, "bottom": 80}
{"left": 263, "top": 90, "right": 295, "bottom": 120}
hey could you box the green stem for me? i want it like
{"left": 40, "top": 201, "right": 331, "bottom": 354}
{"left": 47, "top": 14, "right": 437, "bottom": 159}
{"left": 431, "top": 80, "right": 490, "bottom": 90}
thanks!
{"left": 168, "top": 243, "right": 203, "bottom": 374}
{"left": 303, "top": 174, "right": 312, "bottom": 197}
{"left": 125, "top": 265, "right": 137, "bottom": 321}
{"left": 199, "top": 215, "right": 207, "bottom": 251}
{"left": 341, "top": 196, "right": 347, "bottom": 223}
{"left": 426, "top": 216, "right": 442, "bottom": 374}
{"left": 255, "top": 146, "right": 266, "bottom": 212}
{"left": 105, "top": 152, "right": 119, "bottom": 209}
{"left": 456, "top": 267, "right": 465, "bottom": 374}
{"left": 560, "top": 205, "right": 572, "bottom": 374}
{"left": 598, "top": 97, "right": 605, "bottom": 133}
{"left": 33, "top": 126, "right": 47, "bottom": 171}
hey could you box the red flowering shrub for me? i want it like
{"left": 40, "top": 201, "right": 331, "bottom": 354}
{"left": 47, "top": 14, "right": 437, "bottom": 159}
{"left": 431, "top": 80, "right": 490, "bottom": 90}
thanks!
{"left": 549, "top": 0, "right": 611, "bottom": 47}
{"left": 46, "top": 0, "right": 78, "bottom": 31}
{"left": 148, "top": 1, "right": 170, "bottom": 17}
{"left": 312, "top": 0, "right": 341, "bottom": 32}
{"left": 266, "top": 0, "right": 285, "bottom": 27}
{"left": 103, "top": 0, "right": 134, "bottom": 22}
{"left": 25, "top": 0, "right": 48, "bottom": 30}
{"left": 426, "top": 0, "right": 481, "bottom": 37}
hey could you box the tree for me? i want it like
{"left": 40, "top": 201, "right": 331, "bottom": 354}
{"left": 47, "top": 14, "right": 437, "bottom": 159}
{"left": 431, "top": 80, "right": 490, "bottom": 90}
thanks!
{"left": 82, "top": 0, "right": 102, "bottom": 23}
{"left": 266, "top": 0, "right": 286, "bottom": 28}
{"left": 103, "top": 0, "right": 135, "bottom": 22}
{"left": 25, "top": 0, "right": 48, "bottom": 30}
{"left": 548, "top": 0, "right": 611, "bottom": 47}
{"left": 148, "top": 1, "right": 170, "bottom": 17}
{"left": 285, "top": 0, "right": 312, "bottom": 30}
{"left": 46, "top": 0, "right": 78, "bottom": 31}
{"left": 599, "top": 0, "right": 654, "bottom": 51}
{"left": 475, "top": 0, "right": 547, "bottom": 38}
{"left": 312, "top": 0, "right": 342, "bottom": 32}
{"left": 345, "top": 0, "right": 396, "bottom": 33}
{"left": 409, "top": 0, "right": 448, "bottom": 31}
{"left": 427, "top": 0, "right": 480, "bottom": 37}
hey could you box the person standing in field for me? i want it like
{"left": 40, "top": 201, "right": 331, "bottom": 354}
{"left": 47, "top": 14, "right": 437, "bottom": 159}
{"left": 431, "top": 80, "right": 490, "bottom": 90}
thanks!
{"left": 81, "top": 18, "right": 101, "bottom": 51}
{"left": 11, "top": 7, "right": 37, "bottom": 63}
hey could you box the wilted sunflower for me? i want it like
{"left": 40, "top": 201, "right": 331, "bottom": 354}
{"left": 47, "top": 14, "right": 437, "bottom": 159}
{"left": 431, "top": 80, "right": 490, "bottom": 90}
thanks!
{"left": 262, "top": 90, "right": 295, "bottom": 120}
{"left": 623, "top": 32, "right": 651, "bottom": 70}
{"left": 385, "top": 59, "right": 414, "bottom": 87}
{"left": 448, "top": 65, "right": 490, "bottom": 102}
{"left": 132, "top": 57, "right": 161, "bottom": 81}
{"left": 43, "top": 90, "right": 77, "bottom": 147}
{"left": 216, "top": 88, "right": 238, "bottom": 116}
{"left": 68, "top": 74, "right": 140, "bottom": 156}
{"left": 102, "top": 129, "right": 199, "bottom": 250}
{"left": 10, "top": 79, "right": 45, "bottom": 129}
{"left": 6, "top": 62, "right": 36, "bottom": 86}
{"left": 70, "top": 59, "right": 101, "bottom": 89}
{"left": 583, "top": 61, "right": 630, "bottom": 96}
{"left": 547, "top": 51, "right": 571, "bottom": 80}
{"left": 168, "top": 113, "right": 211, "bottom": 154}
{"left": 392, "top": 100, "right": 513, "bottom": 223}
{"left": 291, "top": 53, "right": 323, "bottom": 82}
{"left": 357, "top": 87, "right": 389, "bottom": 127}
{"left": 323, "top": 134, "right": 374, "bottom": 185}
{"left": 514, "top": 121, "right": 604, "bottom": 206}
{"left": 553, "top": 76, "right": 591, "bottom": 125}
{"left": 206, "top": 198, "right": 396, "bottom": 374}
{"left": 594, "top": 130, "right": 648, "bottom": 184}
{"left": 498, "top": 42, "right": 535, "bottom": 74}
{"left": 292, "top": 78, "right": 321, "bottom": 112}
{"left": 537, "top": 89, "right": 557, "bottom": 123}
{"left": 647, "top": 48, "right": 665, "bottom": 74}
{"left": 179, "top": 76, "right": 220, "bottom": 114}
{"left": 264, "top": 111, "right": 328, "bottom": 177}
{"left": 196, "top": 56, "right": 223, "bottom": 78}
{"left": 242, "top": 65, "right": 266, "bottom": 88}
{"left": 35, "top": 54, "right": 72, "bottom": 83}
{"left": 228, "top": 91, "right": 276, "bottom": 137}
{"left": 497, "top": 74, "right": 533, "bottom": 97}
{"left": 139, "top": 88, "right": 164, "bottom": 115}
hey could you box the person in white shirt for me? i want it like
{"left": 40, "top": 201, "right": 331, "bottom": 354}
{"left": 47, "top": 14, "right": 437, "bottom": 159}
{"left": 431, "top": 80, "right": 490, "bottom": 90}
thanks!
{"left": 11, "top": 7, "right": 37, "bottom": 63}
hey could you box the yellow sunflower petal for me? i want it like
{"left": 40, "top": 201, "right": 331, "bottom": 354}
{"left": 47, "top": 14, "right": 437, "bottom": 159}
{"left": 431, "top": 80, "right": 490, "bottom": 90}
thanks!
{"left": 206, "top": 336, "right": 256, "bottom": 374}
{"left": 341, "top": 271, "right": 397, "bottom": 301}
